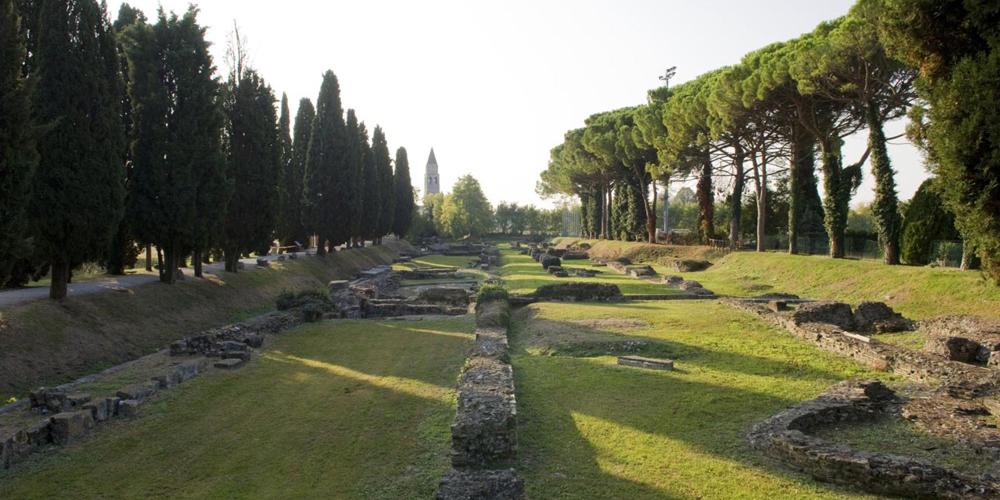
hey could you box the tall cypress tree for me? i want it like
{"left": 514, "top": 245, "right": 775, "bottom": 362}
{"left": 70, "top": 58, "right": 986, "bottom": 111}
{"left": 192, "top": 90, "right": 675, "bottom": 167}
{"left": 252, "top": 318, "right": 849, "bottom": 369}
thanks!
{"left": 288, "top": 98, "right": 314, "bottom": 248}
{"left": 360, "top": 123, "right": 380, "bottom": 243}
{"left": 223, "top": 69, "right": 280, "bottom": 271}
{"left": 103, "top": 3, "right": 145, "bottom": 276}
{"left": 343, "top": 109, "right": 365, "bottom": 247}
{"left": 391, "top": 147, "right": 415, "bottom": 238}
{"left": 372, "top": 126, "right": 394, "bottom": 242}
{"left": 275, "top": 93, "right": 294, "bottom": 246}
{"left": 303, "top": 70, "right": 347, "bottom": 255}
{"left": 0, "top": 0, "right": 38, "bottom": 287}
{"left": 30, "top": 0, "right": 125, "bottom": 299}
{"left": 125, "top": 8, "right": 226, "bottom": 284}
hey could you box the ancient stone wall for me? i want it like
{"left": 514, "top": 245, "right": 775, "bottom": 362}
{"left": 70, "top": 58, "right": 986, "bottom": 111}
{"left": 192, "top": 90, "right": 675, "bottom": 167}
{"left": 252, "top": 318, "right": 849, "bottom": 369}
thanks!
{"left": 437, "top": 297, "right": 524, "bottom": 499}
{"left": 748, "top": 380, "right": 1000, "bottom": 499}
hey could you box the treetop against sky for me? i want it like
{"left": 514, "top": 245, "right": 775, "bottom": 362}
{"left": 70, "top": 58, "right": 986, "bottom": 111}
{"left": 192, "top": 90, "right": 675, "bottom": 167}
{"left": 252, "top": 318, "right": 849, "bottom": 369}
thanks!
{"left": 106, "top": 0, "right": 923, "bottom": 208}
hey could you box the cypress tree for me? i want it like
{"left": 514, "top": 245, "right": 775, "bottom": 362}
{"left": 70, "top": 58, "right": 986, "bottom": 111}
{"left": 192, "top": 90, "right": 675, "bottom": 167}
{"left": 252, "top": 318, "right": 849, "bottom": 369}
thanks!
{"left": 0, "top": 0, "right": 38, "bottom": 287}
{"left": 391, "top": 147, "right": 415, "bottom": 238}
{"left": 303, "top": 70, "right": 347, "bottom": 255}
{"left": 288, "top": 98, "right": 314, "bottom": 249}
{"left": 343, "top": 109, "right": 365, "bottom": 246}
{"left": 223, "top": 69, "right": 280, "bottom": 271}
{"left": 103, "top": 3, "right": 145, "bottom": 276}
{"left": 125, "top": 8, "right": 227, "bottom": 284}
{"left": 30, "top": 0, "right": 125, "bottom": 299}
{"left": 901, "top": 179, "right": 959, "bottom": 266}
{"left": 275, "top": 93, "right": 293, "bottom": 246}
{"left": 360, "top": 123, "right": 380, "bottom": 243}
{"left": 371, "top": 126, "right": 393, "bottom": 243}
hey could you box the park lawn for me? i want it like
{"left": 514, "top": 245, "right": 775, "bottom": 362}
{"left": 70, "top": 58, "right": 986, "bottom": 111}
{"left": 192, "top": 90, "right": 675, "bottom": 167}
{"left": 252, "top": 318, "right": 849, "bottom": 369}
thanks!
{"left": 0, "top": 316, "right": 474, "bottom": 499}
{"left": 511, "top": 300, "right": 889, "bottom": 499}
{"left": 499, "top": 250, "right": 679, "bottom": 296}
{"left": 688, "top": 252, "right": 1000, "bottom": 320}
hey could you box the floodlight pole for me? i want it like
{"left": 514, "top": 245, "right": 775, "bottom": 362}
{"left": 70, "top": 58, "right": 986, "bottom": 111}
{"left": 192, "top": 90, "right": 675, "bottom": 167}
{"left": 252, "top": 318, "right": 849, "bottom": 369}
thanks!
{"left": 658, "top": 67, "right": 677, "bottom": 236}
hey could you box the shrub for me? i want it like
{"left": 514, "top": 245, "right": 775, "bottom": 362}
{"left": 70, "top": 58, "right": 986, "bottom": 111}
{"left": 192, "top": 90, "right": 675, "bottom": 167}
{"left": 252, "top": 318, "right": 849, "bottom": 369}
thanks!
{"left": 901, "top": 180, "right": 959, "bottom": 265}
{"left": 477, "top": 283, "right": 509, "bottom": 304}
{"left": 276, "top": 289, "right": 330, "bottom": 311}
{"left": 301, "top": 303, "right": 324, "bottom": 323}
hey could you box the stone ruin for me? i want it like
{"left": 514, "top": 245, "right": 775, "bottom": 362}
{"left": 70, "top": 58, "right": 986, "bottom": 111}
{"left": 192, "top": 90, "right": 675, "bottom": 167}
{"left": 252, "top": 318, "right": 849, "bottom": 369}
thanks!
{"left": 437, "top": 297, "right": 524, "bottom": 500}
{"left": 748, "top": 380, "right": 1000, "bottom": 499}
{"left": 532, "top": 283, "right": 625, "bottom": 303}
{"left": 326, "top": 266, "right": 472, "bottom": 319}
{"left": 921, "top": 316, "right": 1000, "bottom": 368}
{"left": 672, "top": 259, "right": 711, "bottom": 272}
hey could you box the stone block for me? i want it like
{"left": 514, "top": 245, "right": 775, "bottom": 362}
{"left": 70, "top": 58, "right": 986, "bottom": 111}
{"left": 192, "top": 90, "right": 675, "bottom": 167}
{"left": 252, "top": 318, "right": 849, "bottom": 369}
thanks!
{"left": 618, "top": 355, "right": 674, "bottom": 371}
{"left": 116, "top": 381, "right": 159, "bottom": 401}
{"left": 49, "top": 411, "right": 94, "bottom": 445}
{"left": 214, "top": 358, "right": 246, "bottom": 370}
{"left": 768, "top": 301, "right": 789, "bottom": 312}
{"left": 243, "top": 334, "right": 265, "bottom": 348}
{"left": 82, "top": 399, "right": 112, "bottom": 422}
{"left": 627, "top": 265, "right": 655, "bottom": 278}
{"left": 793, "top": 301, "right": 855, "bottom": 331}
{"left": 255, "top": 257, "right": 269, "bottom": 267}
{"left": 663, "top": 275, "right": 684, "bottom": 286}
{"left": 25, "top": 418, "right": 51, "bottom": 447}
{"left": 105, "top": 397, "right": 121, "bottom": 417}
{"left": 436, "top": 469, "right": 524, "bottom": 500}
{"left": 673, "top": 259, "right": 711, "bottom": 272}
{"left": 118, "top": 399, "right": 141, "bottom": 418}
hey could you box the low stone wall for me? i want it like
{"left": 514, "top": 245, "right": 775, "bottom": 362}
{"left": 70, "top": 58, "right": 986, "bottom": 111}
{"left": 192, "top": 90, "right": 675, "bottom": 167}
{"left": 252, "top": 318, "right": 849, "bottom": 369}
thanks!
{"left": 748, "top": 380, "right": 1000, "bottom": 499}
{"left": 725, "top": 299, "right": 1000, "bottom": 398}
{"left": 437, "top": 297, "right": 524, "bottom": 499}
{"left": 2, "top": 300, "right": 320, "bottom": 470}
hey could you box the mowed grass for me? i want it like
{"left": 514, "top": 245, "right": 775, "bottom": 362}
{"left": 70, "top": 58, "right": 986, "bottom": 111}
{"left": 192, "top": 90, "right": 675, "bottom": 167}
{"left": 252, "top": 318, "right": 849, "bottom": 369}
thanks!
{"left": 689, "top": 252, "right": 1000, "bottom": 319}
{"left": 511, "top": 300, "right": 887, "bottom": 499}
{"left": 0, "top": 316, "right": 474, "bottom": 499}
{"left": 499, "top": 250, "right": 678, "bottom": 296}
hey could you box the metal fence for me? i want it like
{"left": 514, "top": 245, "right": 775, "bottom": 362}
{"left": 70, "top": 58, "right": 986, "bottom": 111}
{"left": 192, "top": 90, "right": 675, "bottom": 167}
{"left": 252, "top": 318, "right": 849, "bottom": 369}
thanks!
{"left": 930, "top": 240, "right": 964, "bottom": 268}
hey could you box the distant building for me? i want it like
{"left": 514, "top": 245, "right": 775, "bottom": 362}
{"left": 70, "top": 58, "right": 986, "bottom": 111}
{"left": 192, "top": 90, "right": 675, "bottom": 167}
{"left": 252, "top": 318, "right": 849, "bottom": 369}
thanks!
{"left": 423, "top": 148, "right": 440, "bottom": 196}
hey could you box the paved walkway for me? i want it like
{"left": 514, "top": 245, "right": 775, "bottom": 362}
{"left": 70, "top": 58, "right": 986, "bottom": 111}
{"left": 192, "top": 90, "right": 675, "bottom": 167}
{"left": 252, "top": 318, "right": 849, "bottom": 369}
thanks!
{"left": 0, "top": 252, "right": 309, "bottom": 309}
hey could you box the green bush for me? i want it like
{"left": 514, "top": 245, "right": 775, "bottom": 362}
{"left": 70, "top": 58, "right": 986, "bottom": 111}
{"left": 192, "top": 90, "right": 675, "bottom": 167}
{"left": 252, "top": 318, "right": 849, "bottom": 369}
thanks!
{"left": 276, "top": 289, "right": 330, "bottom": 311}
{"left": 476, "top": 283, "right": 509, "bottom": 304}
{"left": 901, "top": 180, "right": 959, "bottom": 265}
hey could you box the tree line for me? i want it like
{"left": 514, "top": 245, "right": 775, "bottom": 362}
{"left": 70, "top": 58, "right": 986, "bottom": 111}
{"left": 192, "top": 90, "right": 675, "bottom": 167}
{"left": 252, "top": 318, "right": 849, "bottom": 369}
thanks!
{"left": 0, "top": 1, "right": 415, "bottom": 298}
{"left": 537, "top": 0, "right": 1000, "bottom": 282}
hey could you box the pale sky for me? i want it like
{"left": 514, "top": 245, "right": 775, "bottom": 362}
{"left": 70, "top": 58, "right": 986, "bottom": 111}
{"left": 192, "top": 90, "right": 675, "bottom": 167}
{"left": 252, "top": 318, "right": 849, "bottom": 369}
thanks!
{"left": 108, "top": 0, "right": 927, "bottom": 209}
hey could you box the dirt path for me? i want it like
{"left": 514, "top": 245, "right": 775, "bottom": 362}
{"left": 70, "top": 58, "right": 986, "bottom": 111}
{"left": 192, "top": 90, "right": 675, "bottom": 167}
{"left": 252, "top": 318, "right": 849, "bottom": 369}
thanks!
{"left": 0, "top": 253, "right": 308, "bottom": 309}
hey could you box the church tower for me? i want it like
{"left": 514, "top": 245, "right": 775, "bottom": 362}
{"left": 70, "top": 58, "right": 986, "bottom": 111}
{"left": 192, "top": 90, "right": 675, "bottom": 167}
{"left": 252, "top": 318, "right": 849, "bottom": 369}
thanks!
{"left": 423, "top": 148, "right": 440, "bottom": 196}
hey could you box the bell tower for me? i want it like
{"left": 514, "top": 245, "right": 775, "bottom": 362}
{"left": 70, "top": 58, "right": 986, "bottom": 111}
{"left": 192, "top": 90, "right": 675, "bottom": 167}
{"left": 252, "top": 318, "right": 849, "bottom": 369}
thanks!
{"left": 423, "top": 148, "right": 440, "bottom": 196}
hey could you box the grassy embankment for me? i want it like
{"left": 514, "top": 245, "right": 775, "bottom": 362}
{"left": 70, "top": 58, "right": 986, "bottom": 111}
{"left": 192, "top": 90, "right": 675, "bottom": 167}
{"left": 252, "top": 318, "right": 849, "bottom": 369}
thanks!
{"left": 511, "top": 300, "right": 890, "bottom": 499}
{"left": 0, "top": 242, "right": 408, "bottom": 400}
{"left": 0, "top": 316, "right": 473, "bottom": 498}
{"left": 553, "top": 237, "right": 1000, "bottom": 320}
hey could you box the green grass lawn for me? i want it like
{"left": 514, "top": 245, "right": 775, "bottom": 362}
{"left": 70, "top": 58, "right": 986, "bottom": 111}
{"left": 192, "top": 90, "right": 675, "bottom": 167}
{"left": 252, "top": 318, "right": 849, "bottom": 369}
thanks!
{"left": 0, "top": 316, "right": 474, "bottom": 499}
{"left": 499, "top": 250, "right": 679, "bottom": 296}
{"left": 394, "top": 254, "right": 488, "bottom": 281}
{"left": 688, "top": 252, "right": 1000, "bottom": 319}
{"left": 511, "top": 300, "right": 888, "bottom": 499}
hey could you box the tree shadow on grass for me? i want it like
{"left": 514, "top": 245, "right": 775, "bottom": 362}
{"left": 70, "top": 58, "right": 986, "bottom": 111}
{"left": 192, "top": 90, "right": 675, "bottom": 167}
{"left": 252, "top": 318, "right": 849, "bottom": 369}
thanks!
{"left": 509, "top": 304, "right": 875, "bottom": 499}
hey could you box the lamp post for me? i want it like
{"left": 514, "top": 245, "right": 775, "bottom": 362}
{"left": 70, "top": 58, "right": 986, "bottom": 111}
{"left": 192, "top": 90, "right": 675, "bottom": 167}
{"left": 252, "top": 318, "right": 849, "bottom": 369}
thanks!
{"left": 658, "top": 67, "right": 677, "bottom": 236}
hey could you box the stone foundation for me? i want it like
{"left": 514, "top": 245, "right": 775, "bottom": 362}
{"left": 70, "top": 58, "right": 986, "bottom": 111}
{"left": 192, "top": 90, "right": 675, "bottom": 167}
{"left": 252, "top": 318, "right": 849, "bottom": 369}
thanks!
{"left": 748, "top": 380, "right": 1000, "bottom": 499}
{"left": 437, "top": 297, "right": 524, "bottom": 499}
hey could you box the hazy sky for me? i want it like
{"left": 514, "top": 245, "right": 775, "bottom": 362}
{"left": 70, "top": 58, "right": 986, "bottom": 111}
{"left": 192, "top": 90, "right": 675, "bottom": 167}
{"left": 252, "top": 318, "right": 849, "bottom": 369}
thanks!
{"left": 108, "top": 0, "right": 927, "bottom": 208}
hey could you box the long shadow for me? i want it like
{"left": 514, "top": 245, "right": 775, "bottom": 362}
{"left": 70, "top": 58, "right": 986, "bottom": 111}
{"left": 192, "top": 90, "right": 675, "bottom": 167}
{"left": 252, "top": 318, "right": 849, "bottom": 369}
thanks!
{"left": 513, "top": 306, "right": 848, "bottom": 383}
{"left": 509, "top": 304, "right": 875, "bottom": 498}
{"left": 278, "top": 317, "right": 475, "bottom": 388}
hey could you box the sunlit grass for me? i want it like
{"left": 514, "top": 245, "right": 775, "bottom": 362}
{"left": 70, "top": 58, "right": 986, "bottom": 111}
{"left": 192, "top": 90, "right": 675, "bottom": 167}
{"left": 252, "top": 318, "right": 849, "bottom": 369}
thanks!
{"left": 499, "top": 250, "right": 678, "bottom": 296}
{"left": 0, "top": 316, "right": 474, "bottom": 499}
{"left": 512, "top": 300, "right": 888, "bottom": 499}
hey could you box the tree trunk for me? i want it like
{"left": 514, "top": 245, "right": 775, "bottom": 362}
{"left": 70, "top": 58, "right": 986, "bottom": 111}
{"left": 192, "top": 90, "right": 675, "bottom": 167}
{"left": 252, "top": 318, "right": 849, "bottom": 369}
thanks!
{"left": 961, "top": 241, "right": 973, "bottom": 271}
{"left": 788, "top": 126, "right": 813, "bottom": 255}
{"left": 161, "top": 245, "right": 177, "bottom": 284}
{"left": 225, "top": 248, "right": 239, "bottom": 273}
{"left": 756, "top": 185, "right": 767, "bottom": 252}
{"left": 697, "top": 157, "right": 714, "bottom": 244}
{"left": 636, "top": 173, "right": 657, "bottom": 244}
{"left": 145, "top": 244, "right": 153, "bottom": 272}
{"left": 865, "top": 102, "right": 901, "bottom": 265}
{"left": 819, "top": 136, "right": 847, "bottom": 259}
{"left": 316, "top": 235, "right": 326, "bottom": 256}
{"left": 49, "top": 258, "right": 69, "bottom": 300}
{"left": 193, "top": 249, "right": 203, "bottom": 278}
{"left": 156, "top": 247, "right": 164, "bottom": 280}
{"left": 729, "top": 151, "right": 745, "bottom": 249}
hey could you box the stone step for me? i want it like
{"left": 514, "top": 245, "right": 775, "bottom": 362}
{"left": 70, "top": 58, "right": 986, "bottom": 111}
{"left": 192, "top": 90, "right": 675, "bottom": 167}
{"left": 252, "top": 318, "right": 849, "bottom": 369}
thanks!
{"left": 214, "top": 358, "right": 246, "bottom": 370}
{"left": 618, "top": 355, "right": 674, "bottom": 371}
